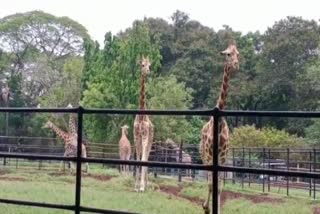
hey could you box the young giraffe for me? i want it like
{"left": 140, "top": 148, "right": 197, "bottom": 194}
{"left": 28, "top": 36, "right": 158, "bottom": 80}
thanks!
{"left": 119, "top": 125, "right": 131, "bottom": 174}
{"left": 43, "top": 121, "right": 88, "bottom": 173}
{"left": 200, "top": 41, "right": 239, "bottom": 214}
{"left": 66, "top": 104, "right": 89, "bottom": 173}
{"left": 133, "top": 56, "right": 154, "bottom": 192}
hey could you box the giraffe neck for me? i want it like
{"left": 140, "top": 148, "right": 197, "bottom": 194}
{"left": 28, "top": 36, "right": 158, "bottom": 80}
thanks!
{"left": 216, "top": 64, "right": 231, "bottom": 110}
{"left": 50, "top": 124, "right": 69, "bottom": 144}
{"left": 69, "top": 114, "right": 77, "bottom": 135}
{"left": 139, "top": 74, "right": 146, "bottom": 120}
{"left": 121, "top": 129, "right": 127, "bottom": 137}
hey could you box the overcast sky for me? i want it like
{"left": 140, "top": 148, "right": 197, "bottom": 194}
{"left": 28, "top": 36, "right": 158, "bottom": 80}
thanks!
{"left": 0, "top": 0, "right": 319, "bottom": 44}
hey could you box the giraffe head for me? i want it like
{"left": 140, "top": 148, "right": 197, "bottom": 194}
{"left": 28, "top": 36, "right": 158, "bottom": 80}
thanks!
{"left": 121, "top": 125, "right": 129, "bottom": 135}
{"left": 140, "top": 56, "right": 151, "bottom": 76}
{"left": 220, "top": 40, "right": 239, "bottom": 70}
{"left": 43, "top": 121, "right": 54, "bottom": 129}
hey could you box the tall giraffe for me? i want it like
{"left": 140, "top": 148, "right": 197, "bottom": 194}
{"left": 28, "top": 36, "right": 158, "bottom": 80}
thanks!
{"left": 43, "top": 121, "right": 89, "bottom": 173}
{"left": 200, "top": 41, "right": 239, "bottom": 214}
{"left": 133, "top": 56, "right": 154, "bottom": 192}
{"left": 119, "top": 125, "right": 131, "bottom": 174}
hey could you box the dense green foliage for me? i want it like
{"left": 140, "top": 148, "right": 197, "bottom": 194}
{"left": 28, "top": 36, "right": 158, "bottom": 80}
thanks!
{"left": 0, "top": 10, "right": 319, "bottom": 145}
{"left": 230, "top": 125, "right": 305, "bottom": 148}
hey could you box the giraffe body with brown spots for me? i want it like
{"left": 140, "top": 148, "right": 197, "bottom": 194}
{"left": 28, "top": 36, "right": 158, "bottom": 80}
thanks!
{"left": 200, "top": 41, "right": 239, "bottom": 214}
{"left": 133, "top": 56, "right": 154, "bottom": 192}
{"left": 43, "top": 120, "right": 88, "bottom": 173}
{"left": 119, "top": 125, "right": 131, "bottom": 174}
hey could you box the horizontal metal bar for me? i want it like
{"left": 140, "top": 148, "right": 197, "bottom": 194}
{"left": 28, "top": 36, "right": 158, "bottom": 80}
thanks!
{"left": 220, "top": 166, "right": 320, "bottom": 178}
{"left": 83, "top": 157, "right": 211, "bottom": 170}
{"left": 0, "top": 152, "right": 76, "bottom": 161}
{"left": 222, "top": 110, "right": 320, "bottom": 118}
{"left": 82, "top": 108, "right": 213, "bottom": 116}
{"left": 0, "top": 107, "right": 320, "bottom": 118}
{"left": 0, "top": 198, "right": 75, "bottom": 211}
{"left": 0, "top": 107, "right": 78, "bottom": 113}
{"left": 80, "top": 206, "right": 138, "bottom": 214}
{"left": 2, "top": 153, "right": 320, "bottom": 179}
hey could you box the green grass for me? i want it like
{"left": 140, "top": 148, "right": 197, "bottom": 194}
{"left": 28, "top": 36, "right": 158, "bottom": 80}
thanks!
{"left": 0, "top": 166, "right": 320, "bottom": 214}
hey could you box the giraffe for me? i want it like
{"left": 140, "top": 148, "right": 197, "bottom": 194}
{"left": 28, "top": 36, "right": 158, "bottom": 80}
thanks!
{"left": 119, "top": 125, "right": 131, "bottom": 174}
{"left": 200, "top": 41, "right": 239, "bottom": 214}
{"left": 43, "top": 121, "right": 89, "bottom": 173}
{"left": 133, "top": 56, "right": 154, "bottom": 192}
{"left": 1, "top": 85, "right": 10, "bottom": 106}
{"left": 66, "top": 104, "right": 89, "bottom": 172}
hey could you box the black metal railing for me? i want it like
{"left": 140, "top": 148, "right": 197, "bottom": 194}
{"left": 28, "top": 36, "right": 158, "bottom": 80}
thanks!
{"left": 0, "top": 106, "right": 320, "bottom": 214}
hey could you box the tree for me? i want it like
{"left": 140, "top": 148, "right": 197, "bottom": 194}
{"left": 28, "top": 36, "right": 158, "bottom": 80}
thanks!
{"left": 81, "top": 21, "right": 162, "bottom": 143}
{"left": 253, "top": 17, "right": 320, "bottom": 134}
{"left": 0, "top": 10, "right": 90, "bottom": 106}
{"left": 230, "top": 125, "right": 305, "bottom": 148}
{"left": 39, "top": 57, "right": 84, "bottom": 107}
{"left": 148, "top": 75, "right": 193, "bottom": 142}
{"left": 305, "top": 120, "right": 320, "bottom": 145}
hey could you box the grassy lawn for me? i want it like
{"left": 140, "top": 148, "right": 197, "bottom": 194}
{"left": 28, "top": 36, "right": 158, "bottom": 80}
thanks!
{"left": 0, "top": 165, "right": 319, "bottom": 214}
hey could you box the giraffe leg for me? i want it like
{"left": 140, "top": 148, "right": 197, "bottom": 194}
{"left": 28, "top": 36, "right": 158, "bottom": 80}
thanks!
{"left": 85, "top": 162, "right": 89, "bottom": 173}
{"left": 202, "top": 173, "right": 223, "bottom": 213}
{"left": 144, "top": 141, "right": 152, "bottom": 190}
{"left": 203, "top": 171, "right": 212, "bottom": 214}
{"left": 140, "top": 138, "right": 151, "bottom": 192}
{"left": 134, "top": 149, "right": 142, "bottom": 192}
{"left": 82, "top": 150, "right": 89, "bottom": 173}
{"left": 59, "top": 152, "right": 68, "bottom": 172}
{"left": 69, "top": 162, "right": 74, "bottom": 173}
{"left": 140, "top": 139, "right": 149, "bottom": 192}
{"left": 59, "top": 161, "right": 64, "bottom": 172}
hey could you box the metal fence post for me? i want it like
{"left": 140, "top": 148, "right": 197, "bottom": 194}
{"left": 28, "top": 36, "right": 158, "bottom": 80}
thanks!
{"left": 212, "top": 108, "right": 220, "bottom": 214}
{"left": 287, "top": 148, "right": 290, "bottom": 196}
{"left": 75, "top": 107, "right": 83, "bottom": 214}
{"left": 232, "top": 148, "right": 235, "bottom": 184}
{"left": 314, "top": 148, "right": 316, "bottom": 200}
{"left": 38, "top": 160, "right": 42, "bottom": 170}
{"left": 178, "top": 141, "right": 183, "bottom": 182}
{"left": 310, "top": 150, "right": 312, "bottom": 197}
{"left": 248, "top": 148, "right": 251, "bottom": 187}
{"left": 268, "top": 149, "right": 271, "bottom": 192}
{"left": 165, "top": 144, "right": 168, "bottom": 174}
{"left": 262, "top": 148, "right": 265, "bottom": 193}
{"left": 154, "top": 145, "right": 158, "bottom": 178}
{"left": 242, "top": 147, "right": 245, "bottom": 189}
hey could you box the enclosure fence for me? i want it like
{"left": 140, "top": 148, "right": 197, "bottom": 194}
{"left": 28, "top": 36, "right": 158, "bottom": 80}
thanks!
{"left": 0, "top": 107, "right": 320, "bottom": 214}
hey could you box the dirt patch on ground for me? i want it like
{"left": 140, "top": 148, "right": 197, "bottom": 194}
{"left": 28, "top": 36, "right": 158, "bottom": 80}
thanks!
{"left": 83, "top": 174, "right": 113, "bottom": 181}
{"left": 159, "top": 185, "right": 204, "bottom": 206}
{"left": 159, "top": 185, "right": 183, "bottom": 196}
{"left": 0, "top": 169, "right": 10, "bottom": 175}
{"left": 159, "top": 185, "right": 283, "bottom": 207}
{"left": 48, "top": 172, "right": 69, "bottom": 177}
{"left": 0, "top": 176, "right": 27, "bottom": 181}
{"left": 221, "top": 191, "right": 283, "bottom": 207}
{"left": 48, "top": 172, "right": 113, "bottom": 182}
{"left": 313, "top": 207, "right": 320, "bottom": 214}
